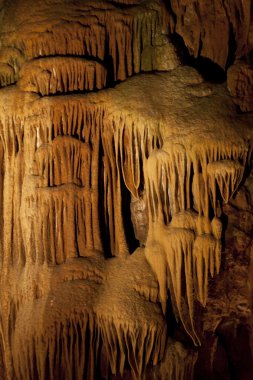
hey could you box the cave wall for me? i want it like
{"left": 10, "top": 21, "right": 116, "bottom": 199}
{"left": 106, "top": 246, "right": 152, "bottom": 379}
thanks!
{"left": 0, "top": 1, "right": 252, "bottom": 379}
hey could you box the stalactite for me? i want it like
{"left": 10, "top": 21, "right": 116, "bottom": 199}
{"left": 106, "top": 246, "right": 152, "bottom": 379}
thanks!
{"left": 20, "top": 183, "right": 104, "bottom": 265}
{"left": 0, "top": 63, "right": 15, "bottom": 88}
{"left": 130, "top": 192, "right": 149, "bottom": 246}
{"left": 3, "top": 22, "right": 107, "bottom": 61}
{"left": 0, "top": 4, "right": 252, "bottom": 374}
{"left": 102, "top": 121, "right": 129, "bottom": 256}
{"left": 146, "top": 226, "right": 201, "bottom": 346}
{"left": 144, "top": 243, "right": 167, "bottom": 315}
{"left": 19, "top": 57, "right": 107, "bottom": 95}
{"left": 0, "top": 116, "right": 24, "bottom": 269}
{"left": 145, "top": 205, "right": 223, "bottom": 344}
{"left": 1, "top": 1, "right": 163, "bottom": 84}
{"left": 0, "top": 70, "right": 249, "bottom": 352}
{"left": 0, "top": 47, "right": 24, "bottom": 88}
{"left": 26, "top": 97, "right": 105, "bottom": 146}
{"left": 146, "top": 143, "right": 186, "bottom": 223}
{"left": 34, "top": 136, "right": 91, "bottom": 187}
{"left": 190, "top": 141, "right": 247, "bottom": 216}
{"left": 144, "top": 139, "right": 247, "bottom": 225}
{"left": 207, "top": 159, "right": 245, "bottom": 206}
{"left": 12, "top": 309, "right": 166, "bottom": 380}
{"left": 100, "top": 112, "right": 161, "bottom": 255}
{"left": 193, "top": 235, "right": 220, "bottom": 306}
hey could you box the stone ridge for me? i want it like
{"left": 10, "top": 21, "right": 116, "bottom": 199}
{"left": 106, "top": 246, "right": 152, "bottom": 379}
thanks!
{"left": 0, "top": 1, "right": 252, "bottom": 379}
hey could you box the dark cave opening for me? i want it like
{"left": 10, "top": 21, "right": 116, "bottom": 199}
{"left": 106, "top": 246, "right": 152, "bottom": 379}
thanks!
{"left": 169, "top": 33, "right": 227, "bottom": 83}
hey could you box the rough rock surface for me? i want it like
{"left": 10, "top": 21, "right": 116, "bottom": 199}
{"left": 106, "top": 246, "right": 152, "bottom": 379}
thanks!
{"left": 0, "top": 1, "right": 252, "bottom": 380}
{"left": 228, "top": 62, "right": 253, "bottom": 112}
{"left": 167, "top": 0, "right": 251, "bottom": 69}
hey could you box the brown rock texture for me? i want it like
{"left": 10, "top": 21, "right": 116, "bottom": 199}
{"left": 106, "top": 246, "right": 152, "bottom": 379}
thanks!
{"left": 228, "top": 62, "right": 253, "bottom": 112}
{"left": 0, "top": 1, "right": 252, "bottom": 380}
{"left": 167, "top": 0, "right": 251, "bottom": 69}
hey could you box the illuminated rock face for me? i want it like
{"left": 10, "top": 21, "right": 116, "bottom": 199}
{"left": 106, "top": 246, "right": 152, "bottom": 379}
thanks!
{"left": 0, "top": 1, "right": 252, "bottom": 379}
{"left": 166, "top": 0, "right": 251, "bottom": 69}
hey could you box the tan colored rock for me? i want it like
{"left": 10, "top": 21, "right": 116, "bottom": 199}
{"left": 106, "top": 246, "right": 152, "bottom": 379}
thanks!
{"left": 141, "top": 34, "right": 181, "bottom": 71}
{"left": 0, "top": 1, "right": 252, "bottom": 380}
{"left": 19, "top": 57, "right": 107, "bottom": 95}
{"left": 0, "top": 61, "right": 252, "bottom": 378}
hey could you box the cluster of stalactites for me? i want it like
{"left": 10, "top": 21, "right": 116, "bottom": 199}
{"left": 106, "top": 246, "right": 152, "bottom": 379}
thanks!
{"left": 12, "top": 312, "right": 166, "bottom": 380}
{"left": 0, "top": 98, "right": 162, "bottom": 265}
{"left": 101, "top": 114, "right": 162, "bottom": 255}
{"left": 20, "top": 103, "right": 104, "bottom": 264}
{"left": 0, "top": 97, "right": 248, "bottom": 259}
{"left": 145, "top": 140, "right": 247, "bottom": 223}
{"left": 18, "top": 57, "right": 107, "bottom": 95}
{"left": 191, "top": 142, "right": 247, "bottom": 216}
{"left": 0, "top": 102, "right": 105, "bottom": 267}
{"left": 28, "top": 101, "right": 161, "bottom": 258}
{"left": 0, "top": 116, "right": 25, "bottom": 268}
{"left": 146, "top": 143, "right": 187, "bottom": 224}
{"left": 0, "top": 4, "right": 162, "bottom": 87}
{"left": 34, "top": 136, "right": 92, "bottom": 188}
{"left": 89, "top": 117, "right": 247, "bottom": 345}
{"left": 0, "top": 91, "right": 249, "bottom": 347}
{"left": 20, "top": 184, "right": 102, "bottom": 265}
{"left": 145, "top": 214, "right": 222, "bottom": 346}
{"left": 143, "top": 139, "right": 247, "bottom": 344}
{"left": 0, "top": 47, "right": 25, "bottom": 88}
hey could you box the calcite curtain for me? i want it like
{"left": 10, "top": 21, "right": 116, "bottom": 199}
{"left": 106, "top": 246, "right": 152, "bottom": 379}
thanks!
{"left": 0, "top": 1, "right": 252, "bottom": 379}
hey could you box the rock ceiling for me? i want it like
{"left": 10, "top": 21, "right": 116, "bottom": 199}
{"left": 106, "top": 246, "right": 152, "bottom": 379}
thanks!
{"left": 0, "top": 0, "right": 252, "bottom": 379}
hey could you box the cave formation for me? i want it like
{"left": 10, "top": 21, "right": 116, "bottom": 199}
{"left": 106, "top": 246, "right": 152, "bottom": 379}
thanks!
{"left": 0, "top": 0, "right": 252, "bottom": 379}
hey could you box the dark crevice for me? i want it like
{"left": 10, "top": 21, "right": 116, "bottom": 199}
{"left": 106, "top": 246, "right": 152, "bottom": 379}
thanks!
{"left": 0, "top": 79, "right": 18, "bottom": 89}
{"left": 226, "top": 24, "right": 237, "bottom": 69}
{"left": 170, "top": 33, "right": 227, "bottom": 83}
{"left": 35, "top": 87, "right": 106, "bottom": 97}
{"left": 103, "top": 36, "right": 115, "bottom": 88}
{"left": 107, "top": 1, "right": 142, "bottom": 10}
{"left": 28, "top": 53, "right": 106, "bottom": 66}
{"left": 98, "top": 146, "right": 112, "bottom": 259}
{"left": 162, "top": 0, "right": 177, "bottom": 27}
{"left": 249, "top": 49, "right": 253, "bottom": 64}
{"left": 213, "top": 320, "right": 253, "bottom": 380}
{"left": 121, "top": 176, "right": 139, "bottom": 255}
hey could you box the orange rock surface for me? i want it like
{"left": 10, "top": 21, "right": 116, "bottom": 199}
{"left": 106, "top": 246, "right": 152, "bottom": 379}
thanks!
{"left": 0, "top": 1, "right": 252, "bottom": 379}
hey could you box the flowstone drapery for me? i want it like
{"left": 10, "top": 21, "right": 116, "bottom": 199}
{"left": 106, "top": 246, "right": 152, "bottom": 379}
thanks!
{"left": 0, "top": 1, "right": 252, "bottom": 379}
